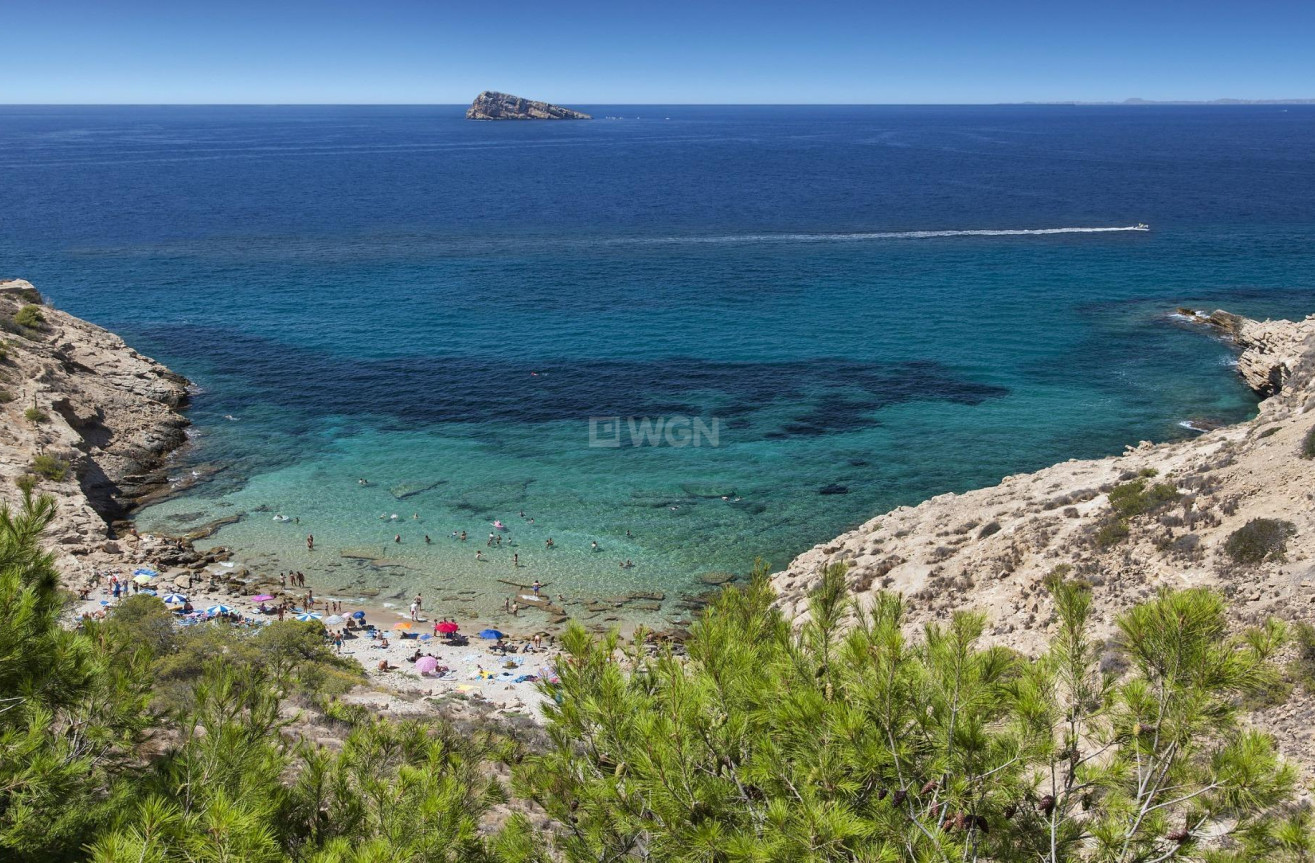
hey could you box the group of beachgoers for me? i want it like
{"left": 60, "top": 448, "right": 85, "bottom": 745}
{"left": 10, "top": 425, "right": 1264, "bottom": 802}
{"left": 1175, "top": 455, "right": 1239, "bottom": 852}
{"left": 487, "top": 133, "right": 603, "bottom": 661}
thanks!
{"left": 342, "top": 484, "right": 642, "bottom": 571}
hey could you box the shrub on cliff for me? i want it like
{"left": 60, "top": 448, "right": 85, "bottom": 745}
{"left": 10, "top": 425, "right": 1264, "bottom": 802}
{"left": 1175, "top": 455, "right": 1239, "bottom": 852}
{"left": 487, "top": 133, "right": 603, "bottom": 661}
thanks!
{"left": 13, "top": 304, "right": 44, "bottom": 330}
{"left": 0, "top": 389, "right": 13, "bottom": 403}
{"left": 517, "top": 564, "right": 1304, "bottom": 863}
{"left": 30, "top": 454, "right": 68, "bottom": 482}
{"left": 1108, "top": 477, "right": 1179, "bottom": 519}
{"left": 1289, "top": 622, "right": 1315, "bottom": 693}
{"left": 23, "top": 406, "right": 47, "bottom": 423}
{"left": 1224, "top": 517, "right": 1295, "bottom": 565}
{"left": 0, "top": 492, "right": 154, "bottom": 860}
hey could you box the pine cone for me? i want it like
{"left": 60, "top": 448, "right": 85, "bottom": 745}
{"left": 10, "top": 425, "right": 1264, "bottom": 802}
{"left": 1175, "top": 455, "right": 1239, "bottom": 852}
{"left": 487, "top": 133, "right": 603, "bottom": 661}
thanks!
{"left": 1039, "top": 794, "right": 1056, "bottom": 815}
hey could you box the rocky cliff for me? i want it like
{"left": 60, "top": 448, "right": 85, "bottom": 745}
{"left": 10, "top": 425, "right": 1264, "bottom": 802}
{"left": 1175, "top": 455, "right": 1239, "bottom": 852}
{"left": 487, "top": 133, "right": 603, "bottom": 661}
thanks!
{"left": 466, "top": 91, "right": 592, "bottom": 120}
{"left": 773, "top": 308, "right": 1315, "bottom": 766}
{"left": 0, "top": 279, "right": 196, "bottom": 578}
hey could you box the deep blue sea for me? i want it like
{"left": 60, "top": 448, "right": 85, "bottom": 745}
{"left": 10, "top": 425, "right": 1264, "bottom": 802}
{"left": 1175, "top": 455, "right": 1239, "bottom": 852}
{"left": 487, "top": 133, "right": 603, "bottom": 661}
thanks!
{"left": 3, "top": 104, "right": 1314, "bottom": 624}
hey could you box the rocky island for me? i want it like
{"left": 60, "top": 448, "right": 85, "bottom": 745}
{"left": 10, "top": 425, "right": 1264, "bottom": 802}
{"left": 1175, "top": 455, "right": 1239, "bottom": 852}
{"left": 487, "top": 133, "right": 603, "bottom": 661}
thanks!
{"left": 465, "top": 90, "right": 591, "bottom": 120}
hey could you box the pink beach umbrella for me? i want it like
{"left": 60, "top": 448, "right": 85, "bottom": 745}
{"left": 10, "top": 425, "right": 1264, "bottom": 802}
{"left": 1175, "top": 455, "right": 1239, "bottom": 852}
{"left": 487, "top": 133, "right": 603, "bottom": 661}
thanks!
{"left": 416, "top": 656, "right": 439, "bottom": 675}
{"left": 251, "top": 594, "right": 275, "bottom": 602}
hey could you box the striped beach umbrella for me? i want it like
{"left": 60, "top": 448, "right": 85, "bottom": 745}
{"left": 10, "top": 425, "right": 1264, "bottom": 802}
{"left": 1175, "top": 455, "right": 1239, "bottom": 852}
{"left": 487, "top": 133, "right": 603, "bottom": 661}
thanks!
{"left": 206, "top": 605, "right": 232, "bottom": 615}
{"left": 294, "top": 612, "right": 322, "bottom": 622}
{"left": 162, "top": 593, "right": 187, "bottom": 605}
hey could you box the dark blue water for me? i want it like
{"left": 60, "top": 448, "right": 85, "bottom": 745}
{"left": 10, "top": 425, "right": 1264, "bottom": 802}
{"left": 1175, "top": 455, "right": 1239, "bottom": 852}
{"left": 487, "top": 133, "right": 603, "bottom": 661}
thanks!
{"left": 3, "top": 105, "right": 1313, "bottom": 622}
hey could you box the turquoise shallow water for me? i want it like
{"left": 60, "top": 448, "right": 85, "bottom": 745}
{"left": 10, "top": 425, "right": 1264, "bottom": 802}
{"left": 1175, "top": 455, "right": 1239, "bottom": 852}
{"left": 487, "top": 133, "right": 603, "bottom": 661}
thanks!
{"left": 2, "top": 105, "right": 1313, "bottom": 626}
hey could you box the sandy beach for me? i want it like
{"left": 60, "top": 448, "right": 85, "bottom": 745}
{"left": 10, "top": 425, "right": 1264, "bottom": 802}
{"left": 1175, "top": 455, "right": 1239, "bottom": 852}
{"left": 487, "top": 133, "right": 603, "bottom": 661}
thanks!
{"left": 71, "top": 553, "right": 562, "bottom": 717}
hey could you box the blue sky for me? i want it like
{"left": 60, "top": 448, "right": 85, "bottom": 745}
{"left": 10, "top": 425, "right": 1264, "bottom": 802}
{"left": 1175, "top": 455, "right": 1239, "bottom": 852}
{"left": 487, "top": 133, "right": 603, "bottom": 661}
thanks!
{"left": 4, "top": 0, "right": 1312, "bottom": 103}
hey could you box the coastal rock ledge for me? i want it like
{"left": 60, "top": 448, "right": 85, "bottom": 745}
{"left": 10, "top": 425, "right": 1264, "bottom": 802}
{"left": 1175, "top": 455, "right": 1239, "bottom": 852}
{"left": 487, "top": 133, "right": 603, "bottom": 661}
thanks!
{"left": 0, "top": 279, "right": 194, "bottom": 579}
{"left": 465, "top": 91, "right": 591, "bottom": 120}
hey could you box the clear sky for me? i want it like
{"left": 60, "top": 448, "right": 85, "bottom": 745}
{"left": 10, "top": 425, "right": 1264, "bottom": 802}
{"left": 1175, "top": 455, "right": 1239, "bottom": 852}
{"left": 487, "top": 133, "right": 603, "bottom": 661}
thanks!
{"left": 4, "top": 0, "right": 1313, "bottom": 104}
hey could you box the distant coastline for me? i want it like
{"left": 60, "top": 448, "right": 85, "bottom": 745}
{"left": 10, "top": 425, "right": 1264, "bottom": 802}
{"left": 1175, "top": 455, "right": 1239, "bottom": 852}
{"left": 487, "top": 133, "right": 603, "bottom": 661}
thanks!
{"left": 1027, "top": 97, "right": 1315, "bottom": 106}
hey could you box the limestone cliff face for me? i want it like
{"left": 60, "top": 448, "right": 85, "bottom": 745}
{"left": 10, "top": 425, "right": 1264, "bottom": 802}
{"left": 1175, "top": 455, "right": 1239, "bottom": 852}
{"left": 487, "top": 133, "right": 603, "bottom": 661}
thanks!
{"left": 0, "top": 279, "right": 191, "bottom": 577}
{"left": 772, "top": 308, "right": 1315, "bottom": 767}
{"left": 466, "top": 91, "right": 592, "bottom": 120}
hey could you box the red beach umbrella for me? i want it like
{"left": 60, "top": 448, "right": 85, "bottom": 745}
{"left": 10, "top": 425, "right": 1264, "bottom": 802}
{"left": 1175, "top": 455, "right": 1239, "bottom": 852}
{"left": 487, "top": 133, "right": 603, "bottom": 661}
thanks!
{"left": 436, "top": 622, "right": 459, "bottom": 634}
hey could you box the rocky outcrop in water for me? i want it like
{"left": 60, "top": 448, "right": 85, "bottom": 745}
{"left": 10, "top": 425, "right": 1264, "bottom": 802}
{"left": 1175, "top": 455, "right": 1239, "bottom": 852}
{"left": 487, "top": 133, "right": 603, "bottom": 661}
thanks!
{"left": 466, "top": 91, "right": 591, "bottom": 120}
{"left": 0, "top": 279, "right": 198, "bottom": 577}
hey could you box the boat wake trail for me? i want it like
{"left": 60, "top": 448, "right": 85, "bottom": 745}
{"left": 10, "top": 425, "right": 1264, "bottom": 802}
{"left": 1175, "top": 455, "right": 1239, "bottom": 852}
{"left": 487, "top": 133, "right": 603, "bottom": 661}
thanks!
{"left": 610, "top": 225, "right": 1150, "bottom": 246}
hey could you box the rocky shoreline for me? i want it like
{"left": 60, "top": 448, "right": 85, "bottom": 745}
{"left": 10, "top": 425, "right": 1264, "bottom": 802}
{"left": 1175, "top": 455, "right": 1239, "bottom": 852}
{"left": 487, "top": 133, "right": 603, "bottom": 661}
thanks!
{"left": 0, "top": 279, "right": 232, "bottom": 578}
{"left": 773, "top": 307, "right": 1315, "bottom": 770}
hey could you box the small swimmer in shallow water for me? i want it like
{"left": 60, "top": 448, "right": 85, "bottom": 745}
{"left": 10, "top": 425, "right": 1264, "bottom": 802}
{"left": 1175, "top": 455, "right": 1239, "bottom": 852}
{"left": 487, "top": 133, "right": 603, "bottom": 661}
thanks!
{"left": 358, "top": 478, "right": 368, "bottom": 486}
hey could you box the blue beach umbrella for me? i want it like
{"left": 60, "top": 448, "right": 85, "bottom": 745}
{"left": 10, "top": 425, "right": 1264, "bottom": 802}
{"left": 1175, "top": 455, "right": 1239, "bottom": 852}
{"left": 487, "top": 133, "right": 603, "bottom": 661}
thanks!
{"left": 418, "top": 633, "right": 432, "bottom": 641}
{"left": 140, "top": 589, "right": 157, "bottom": 596}
{"left": 162, "top": 593, "right": 187, "bottom": 605}
{"left": 206, "top": 605, "right": 232, "bottom": 615}
{"left": 350, "top": 611, "right": 366, "bottom": 619}
{"left": 295, "top": 612, "right": 323, "bottom": 622}
{"left": 478, "top": 628, "right": 506, "bottom": 640}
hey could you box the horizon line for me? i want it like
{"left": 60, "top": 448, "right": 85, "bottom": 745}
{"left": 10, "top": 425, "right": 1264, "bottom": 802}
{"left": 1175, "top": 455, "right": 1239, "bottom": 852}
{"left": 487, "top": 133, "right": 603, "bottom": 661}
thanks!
{"left": 2, "top": 99, "right": 1314, "bottom": 108}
